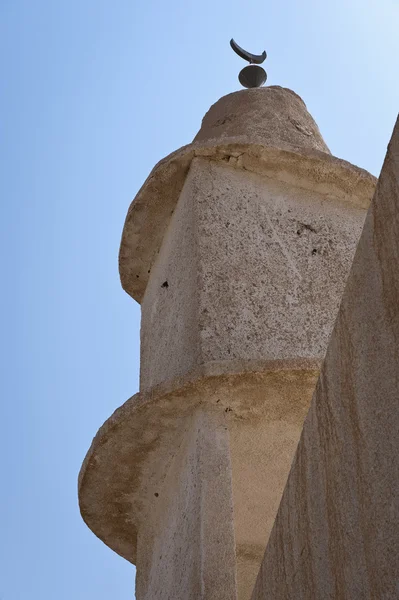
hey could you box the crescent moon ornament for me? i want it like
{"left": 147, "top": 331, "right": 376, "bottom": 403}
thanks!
{"left": 230, "top": 38, "right": 267, "bottom": 89}
{"left": 230, "top": 39, "right": 267, "bottom": 65}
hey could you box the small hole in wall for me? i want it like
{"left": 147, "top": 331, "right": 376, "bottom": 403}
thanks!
{"left": 312, "top": 248, "right": 317, "bottom": 255}
{"left": 154, "top": 492, "right": 159, "bottom": 497}
{"left": 136, "top": 274, "right": 139, "bottom": 278}
{"left": 161, "top": 281, "right": 169, "bottom": 288}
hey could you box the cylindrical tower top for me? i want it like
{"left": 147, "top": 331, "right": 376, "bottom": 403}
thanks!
{"left": 194, "top": 86, "right": 330, "bottom": 154}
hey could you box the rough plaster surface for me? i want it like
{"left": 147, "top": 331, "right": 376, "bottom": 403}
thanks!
{"left": 194, "top": 86, "right": 330, "bottom": 154}
{"left": 79, "top": 362, "right": 319, "bottom": 599}
{"left": 135, "top": 409, "right": 237, "bottom": 600}
{"left": 196, "top": 161, "right": 363, "bottom": 364}
{"left": 251, "top": 117, "right": 399, "bottom": 600}
{"left": 119, "top": 88, "right": 376, "bottom": 303}
{"left": 140, "top": 165, "right": 200, "bottom": 389}
{"left": 228, "top": 371, "right": 318, "bottom": 600}
{"left": 141, "top": 156, "right": 367, "bottom": 391}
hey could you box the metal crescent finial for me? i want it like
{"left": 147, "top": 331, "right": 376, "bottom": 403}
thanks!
{"left": 230, "top": 38, "right": 267, "bottom": 88}
{"left": 230, "top": 39, "right": 267, "bottom": 65}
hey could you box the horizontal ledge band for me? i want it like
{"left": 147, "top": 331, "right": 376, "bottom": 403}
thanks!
{"left": 79, "top": 357, "right": 322, "bottom": 564}
{"left": 119, "top": 137, "right": 376, "bottom": 303}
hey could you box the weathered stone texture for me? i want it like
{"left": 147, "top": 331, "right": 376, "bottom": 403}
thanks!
{"left": 140, "top": 164, "right": 200, "bottom": 390}
{"left": 79, "top": 365, "right": 319, "bottom": 599}
{"left": 135, "top": 408, "right": 237, "bottom": 600}
{"left": 251, "top": 117, "right": 399, "bottom": 600}
{"left": 194, "top": 86, "right": 331, "bottom": 154}
{"left": 140, "top": 157, "right": 367, "bottom": 391}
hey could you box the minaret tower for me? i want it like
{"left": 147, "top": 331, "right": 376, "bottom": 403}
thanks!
{"left": 79, "top": 44, "right": 376, "bottom": 600}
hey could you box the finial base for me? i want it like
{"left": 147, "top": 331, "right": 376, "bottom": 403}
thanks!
{"left": 238, "top": 64, "right": 267, "bottom": 88}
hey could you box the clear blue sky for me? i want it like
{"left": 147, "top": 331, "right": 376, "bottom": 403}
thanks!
{"left": 1, "top": 1, "right": 398, "bottom": 598}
